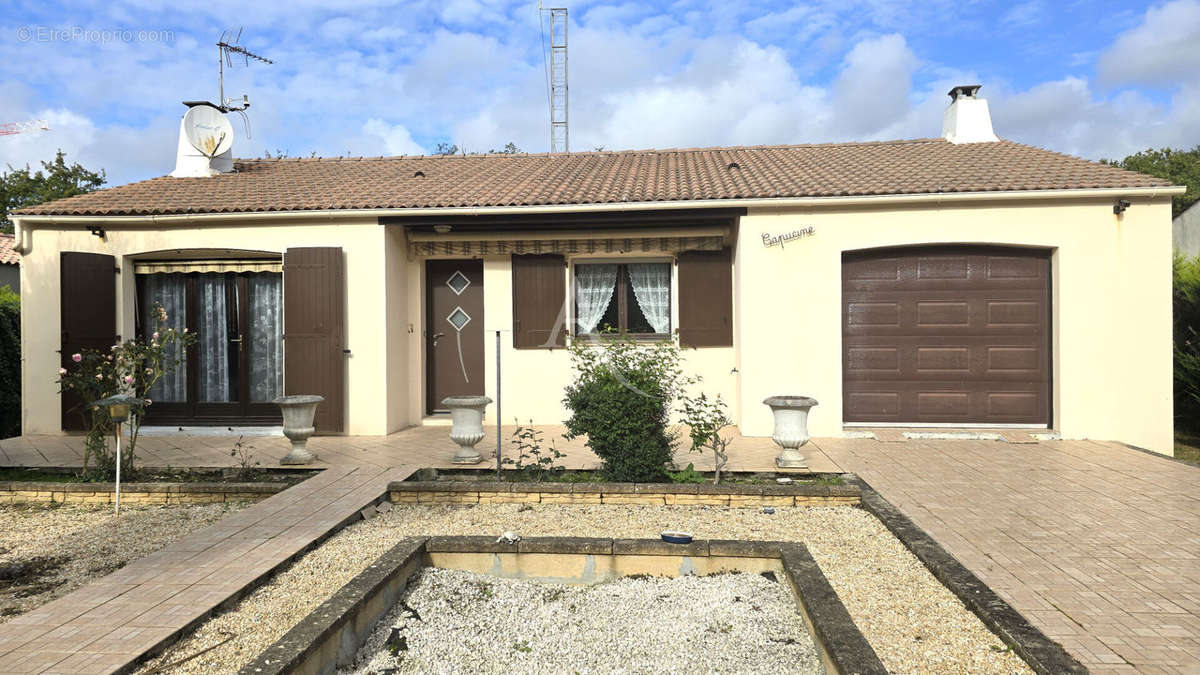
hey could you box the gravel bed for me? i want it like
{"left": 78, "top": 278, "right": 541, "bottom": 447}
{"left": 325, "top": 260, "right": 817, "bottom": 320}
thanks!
{"left": 140, "top": 504, "right": 1031, "bottom": 674}
{"left": 0, "top": 502, "right": 249, "bottom": 621}
{"left": 344, "top": 568, "right": 821, "bottom": 674}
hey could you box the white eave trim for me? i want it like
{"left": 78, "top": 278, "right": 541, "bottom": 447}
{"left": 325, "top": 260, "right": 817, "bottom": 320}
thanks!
{"left": 9, "top": 185, "right": 1186, "bottom": 247}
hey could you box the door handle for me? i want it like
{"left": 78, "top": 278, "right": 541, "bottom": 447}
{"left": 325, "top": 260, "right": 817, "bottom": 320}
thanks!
{"left": 432, "top": 332, "right": 445, "bottom": 347}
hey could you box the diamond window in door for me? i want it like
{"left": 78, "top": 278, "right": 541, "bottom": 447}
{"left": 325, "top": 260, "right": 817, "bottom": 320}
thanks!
{"left": 447, "top": 306, "right": 471, "bottom": 331}
{"left": 447, "top": 270, "right": 471, "bottom": 295}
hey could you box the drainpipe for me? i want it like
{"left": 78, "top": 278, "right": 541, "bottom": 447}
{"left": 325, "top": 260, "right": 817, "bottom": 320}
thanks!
{"left": 10, "top": 218, "right": 26, "bottom": 254}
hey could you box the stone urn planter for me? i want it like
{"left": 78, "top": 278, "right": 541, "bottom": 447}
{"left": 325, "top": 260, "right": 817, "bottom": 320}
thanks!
{"left": 273, "top": 395, "right": 324, "bottom": 465}
{"left": 442, "top": 395, "right": 492, "bottom": 465}
{"left": 763, "top": 396, "right": 819, "bottom": 470}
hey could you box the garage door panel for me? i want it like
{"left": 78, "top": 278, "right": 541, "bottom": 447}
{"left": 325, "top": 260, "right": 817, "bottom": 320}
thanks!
{"left": 845, "top": 337, "right": 1046, "bottom": 381}
{"left": 843, "top": 246, "right": 1050, "bottom": 425}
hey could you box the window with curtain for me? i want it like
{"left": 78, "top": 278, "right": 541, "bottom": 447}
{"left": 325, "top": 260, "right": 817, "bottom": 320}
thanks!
{"left": 574, "top": 261, "right": 671, "bottom": 336}
{"left": 138, "top": 274, "right": 188, "bottom": 403}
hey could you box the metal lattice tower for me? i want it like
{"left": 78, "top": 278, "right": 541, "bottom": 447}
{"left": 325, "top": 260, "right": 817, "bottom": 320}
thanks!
{"left": 548, "top": 7, "right": 568, "bottom": 153}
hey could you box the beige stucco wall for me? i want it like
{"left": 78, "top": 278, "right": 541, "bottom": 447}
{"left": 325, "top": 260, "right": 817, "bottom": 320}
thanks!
{"left": 18, "top": 218, "right": 402, "bottom": 435}
{"left": 405, "top": 253, "right": 737, "bottom": 428}
{"left": 734, "top": 196, "right": 1175, "bottom": 454}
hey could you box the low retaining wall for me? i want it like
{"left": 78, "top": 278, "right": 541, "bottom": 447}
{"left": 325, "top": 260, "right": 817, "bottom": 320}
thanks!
{"left": 389, "top": 480, "right": 860, "bottom": 507}
{"left": 0, "top": 481, "right": 288, "bottom": 505}
{"left": 241, "top": 536, "right": 886, "bottom": 675}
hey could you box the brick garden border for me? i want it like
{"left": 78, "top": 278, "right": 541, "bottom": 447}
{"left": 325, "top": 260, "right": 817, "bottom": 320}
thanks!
{"left": 388, "top": 479, "right": 861, "bottom": 507}
{"left": 0, "top": 480, "right": 288, "bottom": 504}
{"left": 849, "top": 476, "right": 1088, "bottom": 675}
{"left": 240, "top": 536, "right": 886, "bottom": 675}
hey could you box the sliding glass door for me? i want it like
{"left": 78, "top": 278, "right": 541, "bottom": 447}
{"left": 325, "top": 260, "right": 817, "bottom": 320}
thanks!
{"left": 137, "top": 271, "right": 283, "bottom": 425}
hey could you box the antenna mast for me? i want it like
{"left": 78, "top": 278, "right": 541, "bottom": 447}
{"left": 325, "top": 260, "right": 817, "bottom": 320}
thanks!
{"left": 216, "top": 28, "right": 273, "bottom": 113}
{"left": 541, "top": 6, "right": 569, "bottom": 153}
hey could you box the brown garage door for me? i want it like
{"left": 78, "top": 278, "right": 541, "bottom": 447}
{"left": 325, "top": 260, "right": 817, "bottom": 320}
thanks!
{"left": 842, "top": 246, "right": 1050, "bottom": 426}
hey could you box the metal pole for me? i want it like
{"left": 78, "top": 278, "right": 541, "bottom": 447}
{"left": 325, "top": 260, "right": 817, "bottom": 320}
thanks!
{"left": 114, "top": 422, "right": 122, "bottom": 517}
{"left": 496, "top": 330, "right": 502, "bottom": 480}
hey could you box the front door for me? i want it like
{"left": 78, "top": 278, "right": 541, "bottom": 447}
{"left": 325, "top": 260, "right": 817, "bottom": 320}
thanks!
{"left": 426, "top": 260, "right": 485, "bottom": 413}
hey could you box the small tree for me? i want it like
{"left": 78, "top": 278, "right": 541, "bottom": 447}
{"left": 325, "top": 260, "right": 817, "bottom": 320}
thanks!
{"left": 563, "top": 334, "right": 692, "bottom": 482}
{"left": 57, "top": 303, "right": 194, "bottom": 478}
{"left": 678, "top": 392, "right": 733, "bottom": 484}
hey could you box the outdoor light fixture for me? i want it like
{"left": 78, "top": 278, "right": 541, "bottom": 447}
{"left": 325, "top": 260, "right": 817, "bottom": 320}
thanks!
{"left": 87, "top": 225, "right": 106, "bottom": 238}
{"left": 93, "top": 394, "right": 143, "bottom": 516}
{"left": 1113, "top": 199, "right": 1131, "bottom": 215}
{"left": 433, "top": 224, "right": 453, "bottom": 234}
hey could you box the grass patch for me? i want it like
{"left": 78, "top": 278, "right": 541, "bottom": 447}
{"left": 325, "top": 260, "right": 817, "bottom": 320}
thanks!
{"left": 1173, "top": 432, "right": 1200, "bottom": 464}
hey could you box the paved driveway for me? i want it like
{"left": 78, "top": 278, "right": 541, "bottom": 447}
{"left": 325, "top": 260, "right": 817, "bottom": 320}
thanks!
{"left": 818, "top": 437, "right": 1200, "bottom": 673}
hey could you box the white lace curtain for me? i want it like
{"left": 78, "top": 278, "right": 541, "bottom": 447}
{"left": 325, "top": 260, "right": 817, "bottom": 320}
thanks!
{"left": 138, "top": 272, "right": 283, "bottom": 407}
{"left": 139, "top": 274, "right": 187, "bottom": 403}
{"left": 574, "top": 264, "right": 618, "bottom": 334}
{"left": 247, "top": 274, "right": 283, "bottom": 402}
{"left": 627, "top": 263, "right": 671, "bottom": 333}
{"left": 196, "top": 276, "right": 231, "bottom": 402}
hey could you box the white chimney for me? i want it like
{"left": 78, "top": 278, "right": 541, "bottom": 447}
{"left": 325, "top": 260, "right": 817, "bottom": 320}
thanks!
{"left": 941, "top": 85, "right": 999, "bottom": 144}
{"left": 170, "top": 103, "right": 235, "bottom": 178}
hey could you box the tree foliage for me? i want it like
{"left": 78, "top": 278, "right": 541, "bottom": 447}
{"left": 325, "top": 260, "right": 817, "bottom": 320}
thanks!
{"left": 1104, "top": 146, "right": 1200, "bottom": 217}
{"left": 1, "top": 150, "right": 106, "bottom": 233}
{"left": 1174, "top": 254, "right": 1200, "bottom": 431}
{"left": 0, "top": 285, "right": 18, "bottom": 439}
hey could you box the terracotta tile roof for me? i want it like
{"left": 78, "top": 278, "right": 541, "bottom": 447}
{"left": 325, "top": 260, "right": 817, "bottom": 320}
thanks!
{"left": 0, "top": 234, "right": 17, "bottom": 265}
{"left": 15, "top": 138, "right": 1171, "bottom": 217}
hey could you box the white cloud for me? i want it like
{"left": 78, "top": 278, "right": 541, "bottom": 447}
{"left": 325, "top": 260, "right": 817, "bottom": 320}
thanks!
{"left": 362, "top": 119, "right": 426, "bottom": 155}
{"left": 1098, "top": 0, "right": 1200, "bottom": 87}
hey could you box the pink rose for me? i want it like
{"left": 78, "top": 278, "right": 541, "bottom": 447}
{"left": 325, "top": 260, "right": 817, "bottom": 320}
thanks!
{"left": 152, "top": 331, "right": 159, "bottom": 340}
{"left": 72, "top": 353, "right": 82, "bottom": 363}
{"left": 124, "top": 375, "right": 134, "bottom": 384}
{"left": 94, "top": 373, "right": 103, "bottom": 381}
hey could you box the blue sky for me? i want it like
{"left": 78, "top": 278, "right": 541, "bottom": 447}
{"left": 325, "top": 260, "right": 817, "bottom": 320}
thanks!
{"left": 1, "top": 0, "right": 1198, "bottom": 186}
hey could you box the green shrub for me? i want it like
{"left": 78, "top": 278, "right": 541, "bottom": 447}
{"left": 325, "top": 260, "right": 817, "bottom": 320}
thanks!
{"left": 0, "top": 285, "right": 18, "bottom": 439}
{"left": 563, "top": 335, "right": 689, "bottom": 482}
{"left": 1175, "top": 255, "right": 1200, "bottom": 431}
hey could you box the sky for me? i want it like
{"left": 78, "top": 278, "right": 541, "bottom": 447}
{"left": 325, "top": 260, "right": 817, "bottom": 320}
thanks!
{"left": 1, "top": 0, "right": 1199, "bottom": 187}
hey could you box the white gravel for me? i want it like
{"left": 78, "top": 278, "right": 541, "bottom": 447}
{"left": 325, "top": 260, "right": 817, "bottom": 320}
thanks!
{"left": 344, "top": 568, "right": 821, "bottom": 674}
{"left": 0, "top": 502, "right": 249, "bottom": 621}
{"left": 140, "top": 504, "right": 1031, "bottom": 674}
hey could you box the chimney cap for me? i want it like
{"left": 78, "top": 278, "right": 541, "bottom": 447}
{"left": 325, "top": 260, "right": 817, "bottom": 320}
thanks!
{"left": 947, "top": 84, "right": 983, "bottom": 101}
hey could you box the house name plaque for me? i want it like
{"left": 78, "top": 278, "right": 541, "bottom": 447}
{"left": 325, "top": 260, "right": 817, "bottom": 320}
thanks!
{"left": 762, "top": 226, "right": 815, "bottom": 249}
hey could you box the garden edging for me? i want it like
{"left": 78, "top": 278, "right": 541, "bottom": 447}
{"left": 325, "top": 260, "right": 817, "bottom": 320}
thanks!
{"left": 388, "top": 479, "right": 861, "bottom": 507}
{"left": 0, "top": 480, "right": 287, "bottom": 505}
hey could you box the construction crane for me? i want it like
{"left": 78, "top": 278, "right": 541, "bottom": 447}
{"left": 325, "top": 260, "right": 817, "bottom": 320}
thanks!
{"left": 0, "top": 120, "right": 50, "bottom": 136}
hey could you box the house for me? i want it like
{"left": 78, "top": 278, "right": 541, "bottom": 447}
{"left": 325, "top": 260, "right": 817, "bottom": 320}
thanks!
{"left": 8, "top": 86, "right": 1183, "bottom": 454}
{"left": 0, "top": 234, "right": 18, "bottom": 294}
{"left": 1174, "top": 201, "right": 1200, "bottom": 258}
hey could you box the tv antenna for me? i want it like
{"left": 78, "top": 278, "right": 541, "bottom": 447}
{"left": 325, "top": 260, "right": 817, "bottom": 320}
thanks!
{"left": 538, "top": 4, "right": 568, "bottom": 153}
{"left": 213, "top": 28, "right": 273, "bottom": 137}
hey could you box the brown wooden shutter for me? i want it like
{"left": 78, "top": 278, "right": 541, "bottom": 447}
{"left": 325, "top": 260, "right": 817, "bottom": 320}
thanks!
{"left": 283, "top": 247, "right": 345, "bottom": 433}
{"left": 512, "top": 254, "right": 566, "bottom": 349}
{"left": 677, "top": 248, "right": 733, "bottom": 347}
{"left": 60, "top": 252, "right": 117, "bottom": 431}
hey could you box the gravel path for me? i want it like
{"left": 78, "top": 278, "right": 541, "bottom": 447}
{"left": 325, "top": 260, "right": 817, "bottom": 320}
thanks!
{"left": 344, "top": 568, "right": 821, "bottom": 674}
{"left": 140, "top": 504, "right": 1031, "bottom": 674}
{"left": 0, "top": 502, "right": 249, "bottom": 621}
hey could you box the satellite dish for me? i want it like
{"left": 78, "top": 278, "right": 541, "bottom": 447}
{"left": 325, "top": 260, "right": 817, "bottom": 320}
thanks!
{"left": 182, "top": 105, "right": 234, "bottom": 158}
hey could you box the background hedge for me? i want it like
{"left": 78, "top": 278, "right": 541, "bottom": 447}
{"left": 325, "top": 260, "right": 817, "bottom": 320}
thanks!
{"left": 0, "top": 285, "right": 18, "bottom": 439}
